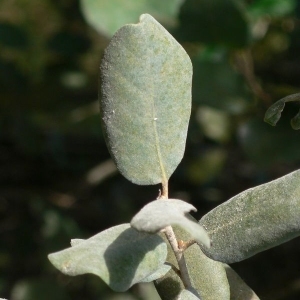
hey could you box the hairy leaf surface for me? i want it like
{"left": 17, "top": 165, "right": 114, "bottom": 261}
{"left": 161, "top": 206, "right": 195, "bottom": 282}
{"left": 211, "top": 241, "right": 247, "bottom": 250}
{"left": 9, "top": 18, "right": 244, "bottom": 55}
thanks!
{"left": 48, "top": 224, "right": 167, "bottom": 292}
{"left": 131, "top": 199, "right": 210, "bottom": 247}
{"left": 177, "top": 289, "right": 200, "bottom": 299}
{"left": 100, "top": 14, "right": 192, "bottom": 185}
{"left": 199, "top": 170, "right": 300, "bottom": 263}
{"left": 224, "top": 265, "right": 260, "bottom": 300}
{"left": 155, "top": 223, "right": 230, "bottom": 300}
{"left": 140, "top": 264, "right": 171, "bottom": 283}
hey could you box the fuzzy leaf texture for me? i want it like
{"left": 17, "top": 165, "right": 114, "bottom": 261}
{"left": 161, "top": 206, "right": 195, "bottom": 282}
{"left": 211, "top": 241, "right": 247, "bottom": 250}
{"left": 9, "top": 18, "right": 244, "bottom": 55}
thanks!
{"left": 264, "top": 92, "right": 300, "bottom": 129}
{"left": 177, "top": 289, "right": 200, "bottom": 299}
{"left": 224, "top": 265, "right": 260, "bottom": 299}
{"left": 48, "top": 224, "right": 167, "bottom": 292}
{"left": 140, "top": 264, "right": 171, "bottom": 283}
{"left": 155, "top": 224, "right": 230, "bottom": 300}
{"left": 80, "top": 0, "right": 184, "bottom": 36}
{"left": 131, "top": 199, "right": 210, "bottom": 247}
{"left": 199, "top": 169, "right": 300, "bottom": 263}
{"left": 100, "top": 14, "right": 192, "bottom": 185}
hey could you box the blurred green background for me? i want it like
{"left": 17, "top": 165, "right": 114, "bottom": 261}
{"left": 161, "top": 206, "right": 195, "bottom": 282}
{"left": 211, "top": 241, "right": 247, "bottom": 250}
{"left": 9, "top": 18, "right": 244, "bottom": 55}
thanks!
{"left": 1, "top": 0, "right": 300, "bottom": 299}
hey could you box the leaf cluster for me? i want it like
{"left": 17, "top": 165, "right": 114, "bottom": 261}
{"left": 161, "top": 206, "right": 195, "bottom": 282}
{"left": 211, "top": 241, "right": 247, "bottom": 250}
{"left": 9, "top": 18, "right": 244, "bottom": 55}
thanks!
{"left": 49, "top": 13, "right": 300, "bottom": 300}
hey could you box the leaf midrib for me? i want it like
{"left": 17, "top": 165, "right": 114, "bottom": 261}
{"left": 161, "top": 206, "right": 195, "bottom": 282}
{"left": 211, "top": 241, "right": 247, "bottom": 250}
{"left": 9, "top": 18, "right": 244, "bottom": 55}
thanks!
{"left": 145, "top": 24, "right": 168, "bottom": 185}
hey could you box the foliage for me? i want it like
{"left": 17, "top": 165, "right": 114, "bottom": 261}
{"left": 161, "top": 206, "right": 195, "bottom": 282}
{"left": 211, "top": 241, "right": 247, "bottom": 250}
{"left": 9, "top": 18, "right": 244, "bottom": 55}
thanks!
{"left": 47, "top": 13, "right": 300, "bottom": 300}
{"left": 1, "top": 0, "right": 300, "bottom": 299}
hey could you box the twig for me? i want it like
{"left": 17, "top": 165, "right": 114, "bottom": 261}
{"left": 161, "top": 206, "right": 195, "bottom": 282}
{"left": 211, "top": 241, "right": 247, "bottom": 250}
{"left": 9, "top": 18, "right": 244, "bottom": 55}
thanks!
{"left": 178, "top": 239, "right": 197, "bottom": 251}
{"left": 161, "top": 179, "right": 168, "bottom": 199}
{"left": 164, "top": 225, "right": 193, "bottom": 289}
{"left": 159, "top": 180, "right": 193, "bottom": 288}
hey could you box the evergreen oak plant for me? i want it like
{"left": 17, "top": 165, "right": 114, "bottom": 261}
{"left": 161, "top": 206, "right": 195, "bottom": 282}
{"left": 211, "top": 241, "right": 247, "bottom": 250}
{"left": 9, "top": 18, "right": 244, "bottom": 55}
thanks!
{"left": 48, "top": 14, "right": 300, "bottom": 300}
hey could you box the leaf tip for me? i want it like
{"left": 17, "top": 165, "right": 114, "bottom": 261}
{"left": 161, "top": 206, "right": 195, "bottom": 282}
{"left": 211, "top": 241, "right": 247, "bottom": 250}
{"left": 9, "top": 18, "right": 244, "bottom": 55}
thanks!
{"left": 197, "top": 228, "right": 211, "bottom": 249}
{"left": 264, "top": 100, "right": 285, "bottom": 126}
{"left": 291, "top": 109, "right": 300, "bottom": 130}
{"left": 47, "top": 253, "right": 58, "bottom": 270}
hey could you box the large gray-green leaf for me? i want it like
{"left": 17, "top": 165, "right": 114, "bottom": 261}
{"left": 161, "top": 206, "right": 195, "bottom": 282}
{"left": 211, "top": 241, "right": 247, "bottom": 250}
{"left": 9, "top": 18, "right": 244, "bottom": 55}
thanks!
{"left": 199, "top": 170, "right": 300, "bottom": 263}
{"left": 248, "top": 0, "right": 296, "bottom": 19}
{"left": 100, "top": 14, "right": 192, "bottom": 185}
{"left": 155, "top": 223, "right": 230, "bottom": 300}
{"left": 131, "top": 199, "right": 210, "bottom": 247}
{"left": 81, "top": 0, "right": 184, "bottom": 36}
{"left": 264, "top": 93, "right": 300, "bottom": 130}
{"left": 224, "top": 265, "right": 260, "bottom": 300}
{"left": 48, "top": 224, "right": 167, "bottom": 292}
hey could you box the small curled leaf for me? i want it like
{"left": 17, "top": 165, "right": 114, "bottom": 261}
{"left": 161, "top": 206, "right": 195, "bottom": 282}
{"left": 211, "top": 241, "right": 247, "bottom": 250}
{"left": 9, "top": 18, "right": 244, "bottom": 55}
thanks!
{"left": 264, "top": 93, "right": 300, "bottom": 129}
{"left": 264, "top": 100, "right": 285, "bottom": 126}
{"left": 131, "top": 199, "right": 210, "bottom": 247}
{"left": 291, "top": 108, "right": 300, "bottom": 130}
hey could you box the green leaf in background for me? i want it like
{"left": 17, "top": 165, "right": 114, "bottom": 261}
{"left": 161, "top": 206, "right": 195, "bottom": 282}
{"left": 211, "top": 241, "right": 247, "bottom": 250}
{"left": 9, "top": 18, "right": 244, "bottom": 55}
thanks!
{"left": 192, "top": 53, "right": 251, "bottom": 114}
{"left": 196, "top": 106, "right": 232, "bottom": 143}
{"left": 264, "top": 93, "right": 300, "bottom": 129}
{"left": 247, "top": 0, "right": 296, "bottom": 19}
{"left": 224, "top": 265, "right": 260, "bottom": 300}
{"left": 10, "top": 279, "right": 71, "bottom": 300}
{"left": 187, "top": 147, "right": 227, "bottom": 185}
{"left": 175, "top": 0, "right": 249, "bottom": 47}
{"left": 240, "top": 117, "right": 300, "bottom": 166}
{"left": 48, "top": 224, "right": 167, "bottom": 292}
{"left": 100, "top": 14, "right": 192, "bottom": 185}
{"left": 199, "top": 170, "right": 300, "bottom": 263}
{"left": 131, "top": 199, "right": 210, "bottom": 247}
{"left": 80, "top": 0, "right": 184, "bottom": 36}
{"left": 0, "top": 22, "right": 28, "bottom": 49}
{"left": 155, "top": 224, "right": 230, "bottom": 300}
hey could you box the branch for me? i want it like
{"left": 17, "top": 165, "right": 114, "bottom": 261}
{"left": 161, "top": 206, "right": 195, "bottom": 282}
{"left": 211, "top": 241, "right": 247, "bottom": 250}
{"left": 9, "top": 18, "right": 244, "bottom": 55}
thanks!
{"left": 164, "top": 225, "right": 192, "bottom": 289}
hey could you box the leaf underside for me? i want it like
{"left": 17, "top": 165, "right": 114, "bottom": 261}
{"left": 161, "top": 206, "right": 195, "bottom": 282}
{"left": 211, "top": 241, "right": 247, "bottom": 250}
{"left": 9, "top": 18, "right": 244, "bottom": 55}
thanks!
{"left": 199, "top": 169, "right": 300, "bottom": 263}
{"left": 131, "top": 199, "right": 210, "bottom": 247}
{"left": 48, "top": 224, "right": 167, "bottom": 292}
{"left": 100, "top": 14, "right": 192, "bottom": 185}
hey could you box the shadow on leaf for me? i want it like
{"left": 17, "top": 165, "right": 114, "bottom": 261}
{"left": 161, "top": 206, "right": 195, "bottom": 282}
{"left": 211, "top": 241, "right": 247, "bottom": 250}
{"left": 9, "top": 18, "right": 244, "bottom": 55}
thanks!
{"left": 104, "top": 227, "right": 166, "bottom": 291}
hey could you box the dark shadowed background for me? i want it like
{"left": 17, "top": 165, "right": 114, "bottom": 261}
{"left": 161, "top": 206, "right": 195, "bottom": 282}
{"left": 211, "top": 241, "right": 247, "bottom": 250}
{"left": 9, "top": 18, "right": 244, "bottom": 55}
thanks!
{"left": 1, "top": 0, "right": 300, "bottom": 299}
